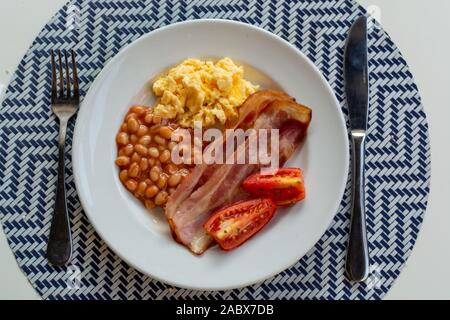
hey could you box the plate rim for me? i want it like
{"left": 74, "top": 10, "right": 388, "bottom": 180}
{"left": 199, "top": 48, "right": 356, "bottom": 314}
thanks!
{"left": 73, "top": 18, "right": 350, "bottom": 290}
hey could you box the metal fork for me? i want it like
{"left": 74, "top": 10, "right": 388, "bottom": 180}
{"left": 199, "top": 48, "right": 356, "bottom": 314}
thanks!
{"left": 47, "top": 49, "right": 79, "bottom": 266}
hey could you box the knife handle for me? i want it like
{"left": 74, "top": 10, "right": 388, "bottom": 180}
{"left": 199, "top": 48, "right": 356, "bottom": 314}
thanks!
{"left": 345, "top": 130, "right": 370, "bottom": 282}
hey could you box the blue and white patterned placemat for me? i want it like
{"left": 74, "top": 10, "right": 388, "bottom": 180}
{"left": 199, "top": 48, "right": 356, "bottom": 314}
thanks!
{"left": 0, "top": 0, "right": 430, "bottom": 300}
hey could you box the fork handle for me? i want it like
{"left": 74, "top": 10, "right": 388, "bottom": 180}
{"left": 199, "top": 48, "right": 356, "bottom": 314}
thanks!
{"left": 345, "top": 132, "right": 369, "bottom": 282}
{"left": 47, "top": 117, "right": 73, "bottom": 266}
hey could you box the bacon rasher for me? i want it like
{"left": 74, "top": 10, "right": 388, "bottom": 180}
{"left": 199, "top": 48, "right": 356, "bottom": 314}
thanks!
{"left": 165, "top": 90, "right": 312, "bottom": 254}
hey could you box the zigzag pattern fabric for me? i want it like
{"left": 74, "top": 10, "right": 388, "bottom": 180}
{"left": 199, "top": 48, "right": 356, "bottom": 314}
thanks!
{"left": 0, "top": 0, "right": 430, "bottom": 299}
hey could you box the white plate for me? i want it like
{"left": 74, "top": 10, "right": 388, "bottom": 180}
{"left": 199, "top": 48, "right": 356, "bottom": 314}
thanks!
{"left": 73, "top": 19, "right": 349, "bottom": 290}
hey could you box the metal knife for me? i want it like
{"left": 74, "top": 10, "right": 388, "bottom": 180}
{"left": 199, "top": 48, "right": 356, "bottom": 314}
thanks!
{"left": 344, "top": 15, "right": 370, "bottom": 282}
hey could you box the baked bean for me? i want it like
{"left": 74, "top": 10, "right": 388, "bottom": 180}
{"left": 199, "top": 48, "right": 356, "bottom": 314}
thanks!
{"left": 167, "top": 141, "right": 177, "bottom": 151}
{"left": 131, "top": 152, "right": 141, "bottom": 163}
{"left": 125, "top": 113, "right": 138, "bottom": 122}
{"left": 153, "top": 135, "right": 166, "bottom": 146}
{"left": 126, "top": 179, "right": 137, "bottom": 191}
{"left": 119, "top": 170, "right": 128, "bottom": 182}
{"left": 145, "top": 185, "right": 159, "bottom": 198}
{"left": 165, "top": 163, "right": 178, "bottom": 174}
{"left": 137, "top": 125, "right": 148, "bottom": 137}
{"left": 129, "top": 163, "right": 140, "bottom": 178}
{"left": 116, "top": 132, "right": 129, "bottom": 145}
{"left": 130, "top": 134, "right": 138, "bottom": 144}
{"left": 122, "top": 144, "right": 134, "bottom": 156}
{"left": 150, "top": 166, "right": 161, "bottom": 182}
{"left": 138, "top": 135, "right": 151, "bottom": 146}
{"left": 154, "top": 191, "right": 168, "bottom": 206}
{"left": 168, "top": 173, "right": 182, "bottom": 187}
{"left": 134, "top": 144, "right": 147, "bottom": 156}
{"left": 117, "top": 105, "right": 191, "bottom": 209}
{"left": 148, "top": 147, "right": 160, "bottom": 158}
{"left": 149, "top": 124, "right": 161, "bottom": 134}
{"left": 144, "top": 113, "right": 153, "bottom": 124}
{"left": 145, "top": 199, "right": 156, "bottom": 209}
{"left": 159, "top": 150, "right": 171, "bottom": 163}
{"left": 130, "top": 106, "right": 146, "bottom": 115}
{"left": 139, "top": 158, "right": 149, "bottom": 171}
{"left": 156, "top": 174, "right": 168, "bottom": 189}
{"left": 152, "top": 115, "right": 162, "bottom": 124}
{"left": 115, "top": 156, "right": 130, "bottom": 167}
{"left": 136, "top": 181, "right": 147, "bottom": 196}
{"left": 159, "top": 126, "right": 173, "bottom": 139}
{"left": 127, "top": 117, "right": 139, "bottom": 133}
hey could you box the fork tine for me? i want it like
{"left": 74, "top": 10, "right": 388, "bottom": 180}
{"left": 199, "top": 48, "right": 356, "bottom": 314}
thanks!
{"left": 64, "top": 50, "right": 71, "bottom": 98}
{"left": 50, "top": 50, "right": 57, "bottom": 102}
{"left": 71, "top": 50, "right": 79, "bottom": 100}
{"left": 57, "top": 50, "right": 64, "bottom": 98}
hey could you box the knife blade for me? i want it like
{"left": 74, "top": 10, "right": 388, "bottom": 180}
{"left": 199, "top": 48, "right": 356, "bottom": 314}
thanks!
{"left": 345, "top": 16, "right": 369, "bottom": 132}
{"left": 344, "top": 15, "right": 370, "bottom": 283}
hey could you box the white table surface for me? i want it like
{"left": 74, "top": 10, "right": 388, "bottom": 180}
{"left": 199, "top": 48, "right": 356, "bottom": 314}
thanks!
{"left": 0, "top": 0, "right": 449, "bottom": 300}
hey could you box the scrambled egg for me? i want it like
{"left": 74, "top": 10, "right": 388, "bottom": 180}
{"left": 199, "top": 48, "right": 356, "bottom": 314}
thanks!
{"left": 152, "top": 58, "right": 259, "bottom": 128}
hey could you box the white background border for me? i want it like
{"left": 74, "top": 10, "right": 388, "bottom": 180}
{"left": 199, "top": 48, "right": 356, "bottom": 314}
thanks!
{"left": 0, "top": 0, "right": 449, "bottom": 299}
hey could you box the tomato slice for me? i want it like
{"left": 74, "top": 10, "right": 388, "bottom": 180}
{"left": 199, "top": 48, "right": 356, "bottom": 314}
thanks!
{"left": 242, "top": 168, "right": 305, "bottom": 206}
{"left": 204, "top": 198, "right": 277, "bottom": 251}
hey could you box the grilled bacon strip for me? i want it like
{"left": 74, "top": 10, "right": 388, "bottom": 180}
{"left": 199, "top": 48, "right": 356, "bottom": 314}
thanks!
{"left": 165, "top": 90, "right": 312, "bottom": 254}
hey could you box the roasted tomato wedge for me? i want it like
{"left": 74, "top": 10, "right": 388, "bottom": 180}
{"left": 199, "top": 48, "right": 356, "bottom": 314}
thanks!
{"left": 204, "top": 198, "right": 277, "bottom": 251}
{"left": 242, "top": 168, "right": 305, "bottom": 206}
